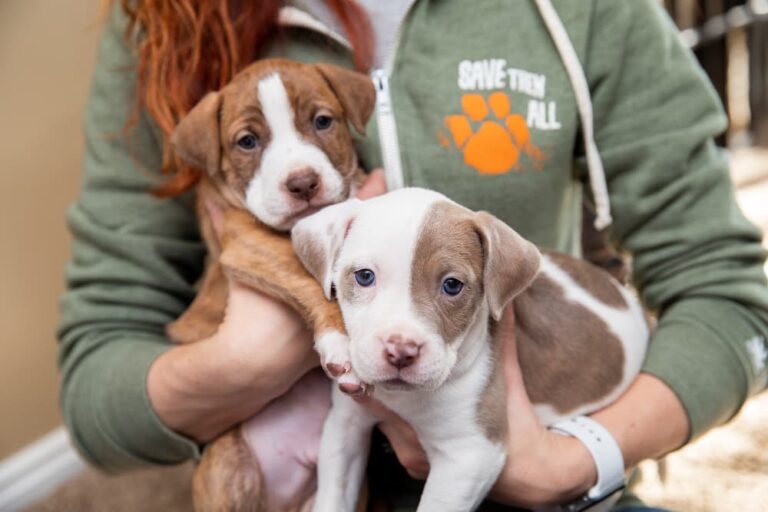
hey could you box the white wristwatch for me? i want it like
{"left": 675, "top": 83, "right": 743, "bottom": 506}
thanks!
{"left": 549, "top": 416, "right": 626, "bottom": 511}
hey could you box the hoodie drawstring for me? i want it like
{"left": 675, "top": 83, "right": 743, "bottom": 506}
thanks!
{"left": 533, "top": 0, "right": 613, "bottom": 230}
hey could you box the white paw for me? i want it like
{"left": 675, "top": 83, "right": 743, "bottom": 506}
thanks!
{"left": 337, "top": 368, "right": 372, "bottom": 397}
{"left": 315, "top": 331, "right": 371, "bottom": 397}
{"left": 315, "top": 330, "right": 353, "bottom": 378}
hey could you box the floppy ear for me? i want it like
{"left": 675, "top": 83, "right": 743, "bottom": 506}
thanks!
{"left": 291, "top": 198, "right": 364, "bottom": 300}
{"left": 315, "top": 63, "right": 376, "bottom": 135}
{"left": 171, "top": 91, "right": 222, "bottom": 175}
{"left": 474, "top": 211, "right": 541, "bottom": 321}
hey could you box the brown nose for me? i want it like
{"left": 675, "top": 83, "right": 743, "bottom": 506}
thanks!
{"left": 285, "top": 170, "right": 320, "bottom": 201}
{"left": 383, "top": 335, "right": 421, "bottom": 369}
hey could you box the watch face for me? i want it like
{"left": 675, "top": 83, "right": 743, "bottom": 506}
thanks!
{"left": 562, "top": 484, "right": 625, "bottom": 512}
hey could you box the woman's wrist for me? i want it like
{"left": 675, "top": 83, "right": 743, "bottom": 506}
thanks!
{"left": 491, "top": 429, "right": 596, "bottom": 507}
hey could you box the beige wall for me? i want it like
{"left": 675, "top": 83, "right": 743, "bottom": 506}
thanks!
{"left": 0, "top": 0, "right": 102, "bottom": 459}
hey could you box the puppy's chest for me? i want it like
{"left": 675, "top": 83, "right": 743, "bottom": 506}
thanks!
{"left": 376, "top": 352, "right": 503, "bottom": 449}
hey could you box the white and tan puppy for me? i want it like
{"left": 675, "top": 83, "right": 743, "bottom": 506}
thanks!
{"left": 292, "top": 188, "right": 649, "bottom": 512}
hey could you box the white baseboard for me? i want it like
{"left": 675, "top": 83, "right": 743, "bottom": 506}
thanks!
{"left": 0, "top": 427, "right": 86, "bottom": 512}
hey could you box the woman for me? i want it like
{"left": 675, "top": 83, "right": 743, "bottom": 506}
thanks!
{"left": 58, "top": 0, "right": 768, "bottom": 510}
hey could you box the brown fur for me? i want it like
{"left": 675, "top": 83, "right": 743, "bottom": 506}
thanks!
{"left": 473, "top": 210, "right": 542, "bottom": 321}
{"left": 515, "top": 266, "right": 626, "bottom": 415}
{"left": 410, "top": 202, "right": 486, "bottom": 344}
{"left": 476, "top": 322, "right": 508, "bottom": 443}
{"left": 547, "top": 251, "right": 628, "bottom": 309}
{"left": 193, "top": 429, "right": 267, "bottom": 512}
{"left": 166, "top": 59, "right": 375, "bottom": 511}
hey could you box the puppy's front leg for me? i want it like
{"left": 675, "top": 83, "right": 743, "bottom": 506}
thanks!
{"left": 416, "top": 440, "right": 506, "bottom": 512}
{"left": 313, "top": 388, "right": 377, "bottom": 512}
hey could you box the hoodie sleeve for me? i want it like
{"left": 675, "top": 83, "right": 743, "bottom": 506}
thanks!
{"left": 580, "top": 0, "right": 768, "bottom": 440}
{"left": 57, "top": 5, "right": 204, "bottom": 470}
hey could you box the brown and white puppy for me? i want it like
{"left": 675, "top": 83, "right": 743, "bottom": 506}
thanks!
{"left": 168, "top": 58, "right": 375, "bottom": 512}
{"left": 292, "top": 188, "right": 649, "bottom": 512}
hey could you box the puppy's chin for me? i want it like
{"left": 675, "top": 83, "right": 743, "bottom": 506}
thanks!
{"left": 353, "top": 358, "right": 453, "bottom": 393}
{"left": 251, "top": 194, "right": 351, "bottom": 231}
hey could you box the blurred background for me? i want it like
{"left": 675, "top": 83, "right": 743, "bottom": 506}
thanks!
{"left": 0, "top": 1, "right": 766, "bottom": 511}
{"left": 0, "top": 0, "right": 101, "bottom": 460}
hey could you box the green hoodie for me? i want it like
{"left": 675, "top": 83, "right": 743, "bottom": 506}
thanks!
{"left": 60, "top": 0, "right": 768, "bottom": 501}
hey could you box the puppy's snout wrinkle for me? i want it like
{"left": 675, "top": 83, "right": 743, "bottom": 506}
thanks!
{"left": 285, "top": 169, "right": 320, "bottom": 201}
{"left": 383, "top": 334, "right": 421, "bottom": 369}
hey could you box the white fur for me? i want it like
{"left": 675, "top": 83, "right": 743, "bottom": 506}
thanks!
{"left": 246, "top": 73, "right": 345, "bottom": 230}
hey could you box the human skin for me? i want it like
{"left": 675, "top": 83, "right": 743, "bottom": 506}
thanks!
{"left": 147, "top": 169, "right": 689, "bottom": 507}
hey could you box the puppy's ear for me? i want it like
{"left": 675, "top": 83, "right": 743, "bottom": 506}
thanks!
{"left": 171, "top": 91, "right": 222, "bottom": 175}
{"left": 292, "top": 198, "right": 364, "bottom": 300}
{"left": 315, "top": 63, "right": 375, "bottom": 135}
{"left": 474, "top": 212, "right": 541, "bottom": 321}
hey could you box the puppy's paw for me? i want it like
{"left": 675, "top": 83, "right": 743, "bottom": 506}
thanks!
{"left": 338, "top": 369, "right": 373, "bottom": 398}
{"left": 315, "top": 330, "right": 352, "bottom": 379}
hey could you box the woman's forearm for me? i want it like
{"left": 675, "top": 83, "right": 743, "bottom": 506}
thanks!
{"left": 591, "top": 372, "right": 689, "bottom": 468}
{"left": 539, "top": 373, "right": 690, "bottom": 502}
{"left": 147, "top": 289, "right": 319, "bottom": 442}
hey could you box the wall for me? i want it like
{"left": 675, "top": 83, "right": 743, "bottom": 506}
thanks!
{"left": 0, "top": 0, "right": 102, "bottom": 458}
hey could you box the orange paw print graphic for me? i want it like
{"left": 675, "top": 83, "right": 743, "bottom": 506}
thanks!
{"left": 443, "top": 92, "right": 546, "bottom": 174}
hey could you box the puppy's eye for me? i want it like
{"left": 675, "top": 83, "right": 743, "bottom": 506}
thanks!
{"left": 314, "top": 115, "right": 333, "bottom": 131}
{"left": 354, "top": 269, "right": 376, "bottom": 287}
{"left": 442, "top": 278, "right": 464, "bottom": 296}
{"left": 236, "top": 133, "right": 259, "bottom": 151}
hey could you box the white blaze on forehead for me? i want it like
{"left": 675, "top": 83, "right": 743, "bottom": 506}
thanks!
{"left": 258, "top": 73, "right": 297, "bottom": 139}
{"left": 244, "top": 72, "right": 345, "bottom": 230}
{"left": 342, "top": 189, "right": 448, "bottom": 283}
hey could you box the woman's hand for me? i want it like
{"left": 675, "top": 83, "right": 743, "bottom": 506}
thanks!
{"left": 147, "top": 279, "right": 317, "bottom": 443}
{"left": 489, "top": 308, "right": 597, "bottom": 507}
{"left": 356, "top": 168, "right": 387, "bottom": 199}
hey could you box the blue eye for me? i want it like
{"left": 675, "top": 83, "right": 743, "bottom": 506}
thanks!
{"left": 236, "top": 133, "right": 259, "bottom": 150}
{"left": 354, "top": 269, "right": 375, "bottom": 287}
{"left": 442, "top": 278, "right": 464, "bottom": 296}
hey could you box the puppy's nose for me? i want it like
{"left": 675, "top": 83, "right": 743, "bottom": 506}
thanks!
{"left": 383, "top": 334, "right": 421, "bottom": 369}
{"left": 285, "top": 169, "right": 320, "bottom": 201}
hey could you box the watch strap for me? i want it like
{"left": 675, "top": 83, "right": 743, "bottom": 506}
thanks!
{"left": 549, "top": 416, "right": 625, "bottom": 500}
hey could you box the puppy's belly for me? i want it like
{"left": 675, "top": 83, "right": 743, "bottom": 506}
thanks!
{"left": 241, "top": 369, "right": 331, "bottom": 508}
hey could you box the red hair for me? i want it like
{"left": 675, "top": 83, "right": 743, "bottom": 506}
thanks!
{"left": 120, "top": 0, "right": 373, "bottom": 196}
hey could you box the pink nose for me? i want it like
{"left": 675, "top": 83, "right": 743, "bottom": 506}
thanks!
{"left": 383, "top": 334, "right": 421, "bottom": 369}
{"left": 285, "top": 169, "right": 320, "bottom": 201}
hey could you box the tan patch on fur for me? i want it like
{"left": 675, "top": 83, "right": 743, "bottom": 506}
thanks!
{"left": 473, "top": 211, "right": 541, "bottom": 320}
{"left": 476, "top": 328, "right": 508, "bottom": 443}
{"left": 411, "top": 202, "right": 486, "bottom": 343}
{"left": 546, "top": 251, "right": 628, "bottom": 309}
{"left": 514, "top": 272, "right": 625, "bottom": 414}
{"left": 193, "top": 428, "right": 267, "bottom": 512}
